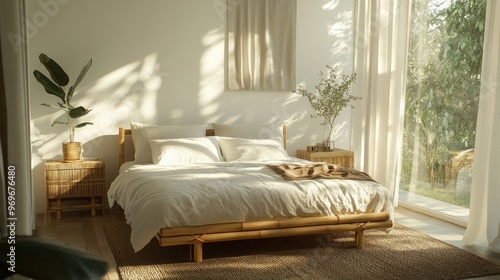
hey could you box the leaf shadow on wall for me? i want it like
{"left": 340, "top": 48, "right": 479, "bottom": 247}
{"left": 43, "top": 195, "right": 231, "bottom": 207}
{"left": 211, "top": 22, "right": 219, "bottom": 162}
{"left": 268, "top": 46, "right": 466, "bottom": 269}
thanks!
{"left": 31, "top": 53, "right": 166, "bottom": 212}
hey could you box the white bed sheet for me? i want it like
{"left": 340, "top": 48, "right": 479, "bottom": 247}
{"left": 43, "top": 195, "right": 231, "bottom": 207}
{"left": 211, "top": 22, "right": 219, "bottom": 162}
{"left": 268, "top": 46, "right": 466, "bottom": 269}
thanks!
{"left": 108, "top": 159, "right": 394, "bottom": 252}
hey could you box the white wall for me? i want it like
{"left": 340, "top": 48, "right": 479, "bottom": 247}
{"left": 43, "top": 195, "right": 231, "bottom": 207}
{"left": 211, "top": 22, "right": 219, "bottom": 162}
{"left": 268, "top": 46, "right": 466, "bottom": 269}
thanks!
{"left": 25, "top": 0, "right": 355, "bottom": 213}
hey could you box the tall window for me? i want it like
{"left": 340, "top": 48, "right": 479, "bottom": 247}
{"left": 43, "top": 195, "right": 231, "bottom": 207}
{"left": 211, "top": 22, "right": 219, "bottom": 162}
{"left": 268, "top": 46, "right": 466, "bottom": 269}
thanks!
{"left": 400, "top": 0, "right": 486, "bottom": 212}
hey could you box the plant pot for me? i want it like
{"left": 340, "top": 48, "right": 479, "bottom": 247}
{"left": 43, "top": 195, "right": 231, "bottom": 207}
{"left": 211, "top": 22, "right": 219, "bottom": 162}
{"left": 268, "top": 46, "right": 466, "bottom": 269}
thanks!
{"left": 62, "top": 142, "right": 82, "bottom": 162}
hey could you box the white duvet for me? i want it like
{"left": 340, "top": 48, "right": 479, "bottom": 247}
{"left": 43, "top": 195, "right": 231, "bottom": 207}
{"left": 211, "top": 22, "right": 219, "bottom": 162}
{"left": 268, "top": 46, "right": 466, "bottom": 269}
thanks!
{"left": 108, "top": 159, "right": 394, "bottom": 252}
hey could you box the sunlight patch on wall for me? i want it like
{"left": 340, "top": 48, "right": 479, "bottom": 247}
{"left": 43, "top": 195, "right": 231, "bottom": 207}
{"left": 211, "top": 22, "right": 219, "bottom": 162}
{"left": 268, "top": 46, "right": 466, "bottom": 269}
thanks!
{"left": 199, "top": 28, "right": 225, "bottom": 119}
{"left": 31, "top": 53, "right": 166, "bottom": 162}
{"left": 169, "top": 109, "right": 184, "bottom": 120}
{"left": 327, "top": 10, "right": 353, "bottom": 66}
{"left": 198, "top": 27, "right": 305, "bottom": 129}
{"left": 323, "top": 0, "right": 340, "bottom": 11}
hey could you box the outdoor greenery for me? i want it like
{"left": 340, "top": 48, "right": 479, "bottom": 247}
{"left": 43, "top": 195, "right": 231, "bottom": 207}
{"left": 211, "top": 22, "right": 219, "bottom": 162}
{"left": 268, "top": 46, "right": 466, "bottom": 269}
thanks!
{"left": 401, "top": 0, "right": 486, "bottom": 207}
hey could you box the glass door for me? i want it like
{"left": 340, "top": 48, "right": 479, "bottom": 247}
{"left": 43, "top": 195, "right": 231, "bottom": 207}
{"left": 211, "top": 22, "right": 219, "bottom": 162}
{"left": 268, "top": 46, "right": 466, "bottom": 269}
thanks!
{"left": 399, "top": 0, "right": 486, "bottom": 223}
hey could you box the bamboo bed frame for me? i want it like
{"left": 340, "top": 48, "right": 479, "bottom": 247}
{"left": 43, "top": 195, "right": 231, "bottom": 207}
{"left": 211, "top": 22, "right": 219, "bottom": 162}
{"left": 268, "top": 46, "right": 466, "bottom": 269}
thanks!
{"left": 117, "top": 126, "right": 393, "bottom": 262}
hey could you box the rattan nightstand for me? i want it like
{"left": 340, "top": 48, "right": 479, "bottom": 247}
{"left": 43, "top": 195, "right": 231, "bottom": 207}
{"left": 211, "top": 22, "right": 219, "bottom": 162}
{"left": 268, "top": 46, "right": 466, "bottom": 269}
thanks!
{"left": 45, "top": 159, "right": 105, "bottom": 219}
{"left": 296, "top": 149, "right": 354, "bottom": 168}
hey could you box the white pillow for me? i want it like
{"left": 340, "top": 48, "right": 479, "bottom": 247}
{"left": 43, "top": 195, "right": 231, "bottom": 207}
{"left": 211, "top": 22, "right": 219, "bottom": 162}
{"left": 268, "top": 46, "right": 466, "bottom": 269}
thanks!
{"left": 131, "top": 122, "right": 206, "bottom": 163}
{"left": 212, "top": 123, "right": 284, "bottom": 147}
{"left": 149, "top": 137, "right": 223, "bottom": 165}
{"left": 218, "top": 137, "right": 290, "bottom": 162}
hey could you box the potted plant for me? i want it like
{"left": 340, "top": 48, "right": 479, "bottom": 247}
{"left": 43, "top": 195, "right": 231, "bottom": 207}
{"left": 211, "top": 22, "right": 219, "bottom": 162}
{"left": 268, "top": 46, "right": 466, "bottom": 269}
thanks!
{"left": 33, "top": 53, "right": 93, "bottom": 162}
{"left": 294, "top": 65, "right": 360, "bottom": 150}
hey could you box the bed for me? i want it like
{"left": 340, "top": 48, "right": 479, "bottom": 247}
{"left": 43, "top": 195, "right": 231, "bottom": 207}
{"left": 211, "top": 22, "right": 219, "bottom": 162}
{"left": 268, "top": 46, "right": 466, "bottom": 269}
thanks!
{"left": 108, "top": 123, "right": 394, "bottom": 262}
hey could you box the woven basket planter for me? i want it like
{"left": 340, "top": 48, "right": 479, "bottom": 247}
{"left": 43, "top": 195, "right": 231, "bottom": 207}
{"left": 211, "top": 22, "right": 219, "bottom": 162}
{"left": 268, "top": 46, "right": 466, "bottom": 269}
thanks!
{"left": 62, "top": 142, "right": 82, "bottom": 162}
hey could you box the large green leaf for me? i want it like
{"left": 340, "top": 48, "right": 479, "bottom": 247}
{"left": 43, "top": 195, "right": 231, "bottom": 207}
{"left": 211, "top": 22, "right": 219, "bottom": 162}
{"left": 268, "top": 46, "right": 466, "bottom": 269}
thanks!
{"left": 68, "top": 58, "right": 92, "bottom": 100}
{"left": 33, "top": 70, "right": 66, "bottom": 102}
{"left": 69, "top": 106, "right": 91, "bottom": 118}
{"left": 67, "top": 85, "right": 75, "bottom": 100}
{"left": 76, "top": 122, "right": 93, "bottom": 128}
{"left": 39, "top": 53, "right": 70, "bottom": 87}
{"left": 40, "top": 103, "right": 61, "bottom": 110}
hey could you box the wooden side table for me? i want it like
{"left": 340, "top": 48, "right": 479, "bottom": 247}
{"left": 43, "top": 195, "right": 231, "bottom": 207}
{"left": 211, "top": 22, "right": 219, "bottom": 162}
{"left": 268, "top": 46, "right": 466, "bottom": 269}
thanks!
{"left": 45, "top": 159, "right": 105, "bottom": 219}
{"left": 296, "top": 149, "right": 354, "bottom": 168}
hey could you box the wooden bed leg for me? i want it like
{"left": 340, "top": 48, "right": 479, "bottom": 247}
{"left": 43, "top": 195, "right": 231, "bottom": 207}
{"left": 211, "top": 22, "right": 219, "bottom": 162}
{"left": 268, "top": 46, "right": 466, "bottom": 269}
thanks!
{"left": 355, "top": 230, "right": 365, "bottom": 248}
{"left": 193, "top": 243, "right": 203, "bottom": 262}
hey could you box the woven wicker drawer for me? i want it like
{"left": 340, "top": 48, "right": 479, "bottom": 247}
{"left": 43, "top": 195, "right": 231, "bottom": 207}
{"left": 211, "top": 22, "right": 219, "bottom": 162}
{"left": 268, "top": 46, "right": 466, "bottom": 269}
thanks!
{"left": 296, "top": 149, "right": 354, "bottom": 168}
{"left": 45, "top": 159, "right": 105, "bottom": 219}
{"left": 45, "top": 159, "right": 105, "bottom": 198}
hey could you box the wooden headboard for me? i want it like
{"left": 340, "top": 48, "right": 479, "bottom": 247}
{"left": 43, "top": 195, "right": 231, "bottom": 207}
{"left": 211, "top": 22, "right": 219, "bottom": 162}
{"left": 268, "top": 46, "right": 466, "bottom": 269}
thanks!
{"left": 118, "top": 125, "right": 287, "bottom": 168}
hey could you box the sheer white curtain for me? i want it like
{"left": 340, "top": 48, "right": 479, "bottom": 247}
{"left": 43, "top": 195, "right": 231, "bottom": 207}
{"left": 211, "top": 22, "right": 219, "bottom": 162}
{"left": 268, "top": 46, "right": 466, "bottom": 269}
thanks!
{"left": 0, "top": 0, "right": 34, "bottom": 235}
{"left": 462, "top": 0, "right": 500, "bottom": 253}
{"left": 226, "top": 0, "right": 296, "bottom": 91}
{"left": 352, "top": 0, "right": 411, "bottom": 205}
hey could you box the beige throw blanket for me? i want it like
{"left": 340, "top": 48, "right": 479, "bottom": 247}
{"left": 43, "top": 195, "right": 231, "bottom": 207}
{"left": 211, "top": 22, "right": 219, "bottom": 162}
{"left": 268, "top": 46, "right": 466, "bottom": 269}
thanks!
{"left": 268, "top": 163, "right": 376, "bottom": 182}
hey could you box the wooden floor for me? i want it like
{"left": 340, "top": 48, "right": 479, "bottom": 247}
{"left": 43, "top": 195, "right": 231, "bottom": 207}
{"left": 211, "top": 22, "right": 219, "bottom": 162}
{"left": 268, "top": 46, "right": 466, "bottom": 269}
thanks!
{"left": 34, "top": 207, "right": 500, "bottom": 280}
{"left": 34, "top": 208, "right": 124, "bottom": 280}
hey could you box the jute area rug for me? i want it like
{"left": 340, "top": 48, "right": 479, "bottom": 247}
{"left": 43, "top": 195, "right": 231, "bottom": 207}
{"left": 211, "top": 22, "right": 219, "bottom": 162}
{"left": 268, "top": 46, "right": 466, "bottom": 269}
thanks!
{"left": 103, "top": 222, "right": 500, "bottom": 280}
